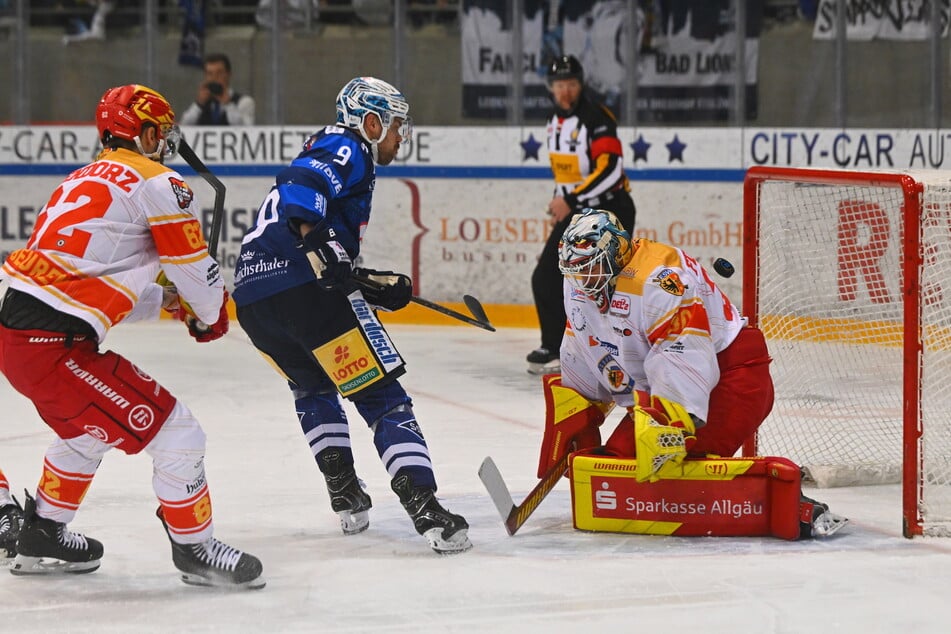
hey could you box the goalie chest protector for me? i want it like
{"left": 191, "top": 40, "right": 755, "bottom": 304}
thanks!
{"left": 569, "top": 453, "right": 803, "bottom": 540}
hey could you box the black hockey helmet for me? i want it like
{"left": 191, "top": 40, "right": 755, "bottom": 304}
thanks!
{"left": 547, "top": 55, "right": 584, "bottom": 85}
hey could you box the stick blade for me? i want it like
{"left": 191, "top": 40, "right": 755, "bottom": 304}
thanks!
{"left": 478, "top": 457, "right": 516, "bottom": 530}
{"left": 463, "top": 295, "right": 496, "bottom": 331}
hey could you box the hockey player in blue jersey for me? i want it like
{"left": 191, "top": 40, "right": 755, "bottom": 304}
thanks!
{"left": 233, "top": 77, "right": 471, "bottom": 554}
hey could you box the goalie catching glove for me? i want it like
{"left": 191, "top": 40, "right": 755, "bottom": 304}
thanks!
{"left": 352, "top": 267, "right": 413, "bottom": 312}
{"left": 303, "top": 226, "right": 352, "bottom": 290}
{"left": 631, "top": 394, "right": 697, "bottom": 483}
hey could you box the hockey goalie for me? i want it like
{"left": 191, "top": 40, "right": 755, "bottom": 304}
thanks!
{"left": 536, "top": 209, "right": 847, "bottom": 540}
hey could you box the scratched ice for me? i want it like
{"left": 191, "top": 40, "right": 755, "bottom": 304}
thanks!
{"left": 2, "top": 323, "right": 949, "bottom": 633}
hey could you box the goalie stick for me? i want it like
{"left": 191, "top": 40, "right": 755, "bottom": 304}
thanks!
{"left": 351, "top": 273, "right": 496, "bottom": 332}
{"left": 478, "top": 453, "right": 569, "bottom": 536}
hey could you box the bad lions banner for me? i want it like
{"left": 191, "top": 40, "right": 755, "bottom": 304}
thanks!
{"left": 461, "top": 0, "right": 764, "bottom": 122}
{"left": 813, "top": 0, "right": 951, "bottom": 40}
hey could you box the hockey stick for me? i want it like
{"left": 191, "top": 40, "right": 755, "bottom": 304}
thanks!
{"left": 352, "top": 274, "right": 496, "bottom": 332}
{"left": 478, "top": 453, "right": 569, "bottom": 536}
{"left": 177, "top": 137, "right": 226, "bottom": 259}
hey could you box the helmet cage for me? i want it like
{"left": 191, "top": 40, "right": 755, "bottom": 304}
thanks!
{"left": 558, "top": 209, "right": 631, "bottom": 295}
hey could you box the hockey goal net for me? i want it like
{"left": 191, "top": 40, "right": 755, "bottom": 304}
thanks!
{"left": 742, "top": 166, "right": 951, "bottom": 537}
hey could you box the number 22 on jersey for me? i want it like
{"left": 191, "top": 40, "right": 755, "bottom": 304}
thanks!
{"left": 28, "top": 181, "right": 113, "bottom": 258}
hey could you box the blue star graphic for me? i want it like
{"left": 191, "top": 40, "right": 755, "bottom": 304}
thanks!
{"left": 520, "top": 134, "right": 542, "bottom": 161}
{"left": 666, "top": 134, "right": 687, "bottom": 163}
{"left": 630, "top": 134, "right": 651, "bottom": 163}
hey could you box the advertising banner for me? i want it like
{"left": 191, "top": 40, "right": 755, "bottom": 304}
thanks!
{"left": 813, "top": 0, "right": 950, "bottom": 40}
{"left": 461, "top": 0, "right": 764, "bottom": 122}
{"left": 6, "top": 125, "right": 951, "bottom": 310}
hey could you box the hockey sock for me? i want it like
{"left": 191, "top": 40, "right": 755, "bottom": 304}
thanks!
{"left": 294, "top": 389, "right": 355, "bottom": 465}
{"left": 353, "top": 382, "right": 436, "bottom": 490}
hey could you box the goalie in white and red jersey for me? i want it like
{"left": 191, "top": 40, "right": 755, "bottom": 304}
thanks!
{"left": 538, "top": 208, "right": 847, "bottom": 540}
{"left": 0, "top": 84, "right": 263, "bottom": 587}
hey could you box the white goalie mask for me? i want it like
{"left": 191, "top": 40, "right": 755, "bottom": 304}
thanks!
{"left": 558, "top": 208, "right": 632, "bottom": 296}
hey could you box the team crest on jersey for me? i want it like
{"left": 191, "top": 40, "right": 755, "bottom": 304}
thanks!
{"left": 654, "top": 269, "right": 686, "bottom": 296}
{"left": 597, "top": 355, "right": 635, "bottom": 392}
{"left": 168, "top": 177, "right": 194, "bottom": 210}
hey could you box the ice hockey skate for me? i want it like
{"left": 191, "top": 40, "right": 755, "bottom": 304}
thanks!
{"left": 526, "top": 347, "right": 560, "bottom": 375}
{"left": 0, "top": 498, "right": 24, "bottom": 559}
{"left": 10, "top": 492, "right": 103, "bottom": 576}
{"left": 317, "top": 450, "right": 372, "bottom": 535}
{"left": 799, "top": 495, "right": 848, "bottom": 539}
{"left": 156, "top": 508, "right": 265, "bottom": 590}
{"left": 391, "top": 474, "right": 472, "bottom": 554}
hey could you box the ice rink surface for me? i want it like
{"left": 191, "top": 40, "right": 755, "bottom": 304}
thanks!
{"left": 2, "top": 322, "right": 951, "bottom": 633}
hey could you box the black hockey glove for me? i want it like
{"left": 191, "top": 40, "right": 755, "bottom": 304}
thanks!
{"left": 353, "top": 268, "right": 413, "bottom": 312}
{"left": 303, "top": 227, "right": 352, "bottom": 290}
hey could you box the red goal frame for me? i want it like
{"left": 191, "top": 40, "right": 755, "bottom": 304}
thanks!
{"left": 741, "top": 166, "right": 925, "bottom": 537}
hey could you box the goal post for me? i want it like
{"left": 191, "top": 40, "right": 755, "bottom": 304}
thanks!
{"left": 741, "top": 166, "right": 951, "bottom": 538}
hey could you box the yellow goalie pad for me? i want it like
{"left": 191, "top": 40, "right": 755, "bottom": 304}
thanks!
{"left": 569, "top": 452, "right": 803, "bottom": 539}
{"left": 536, "top": 374, "right": 614, "bottom": 478}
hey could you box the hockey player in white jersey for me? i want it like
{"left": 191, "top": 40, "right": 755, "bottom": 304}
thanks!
{"left": 536, "top": 208, "right": 846, "bottom": 539}
{"left": 0, "top": 84, "right": 264, "bottom": 586}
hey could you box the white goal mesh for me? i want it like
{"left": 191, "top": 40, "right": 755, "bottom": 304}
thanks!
{"left": 744, "top": 167, "right": 951, "bottom": 537}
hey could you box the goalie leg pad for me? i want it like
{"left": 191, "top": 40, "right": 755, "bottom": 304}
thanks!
{"left": 569, "top": 453, "right": 812, "bottom": 540}
{"left": 536, "top": 374, "right": 612, "bottom": 478}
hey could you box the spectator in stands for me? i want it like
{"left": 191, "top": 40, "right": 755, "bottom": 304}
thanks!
{"left": 180, "top": 53, "right": 255, "bottom": 126}
{"left": 61, "top": 0, "right": 114, "bottom": 44}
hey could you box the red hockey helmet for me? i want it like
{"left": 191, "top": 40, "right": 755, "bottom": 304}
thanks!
{"left": 96, "top": 84, "right": 179, "bottom": 158}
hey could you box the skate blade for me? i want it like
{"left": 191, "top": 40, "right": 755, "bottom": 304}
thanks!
{"left": 339, "top": 510, "right": 370, "bottom": 535}
{"left": 423, "top": 527, "right": 473, "bottom": 555}
{"left": 9, "top": 554, "right": 100, "bottom": 576}
{"left": 813, "top": 513, "right": 849, "bottom": 538}
{"left": 527, "top": 361, "right": 560, "bottom": 376}
{"left": 180, "top": 571, "right": 267, "bottom": 590}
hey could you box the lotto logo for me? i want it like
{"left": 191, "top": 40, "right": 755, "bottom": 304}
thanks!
{"left": 334, "top": 345, "right": 349, "bottom": 364}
